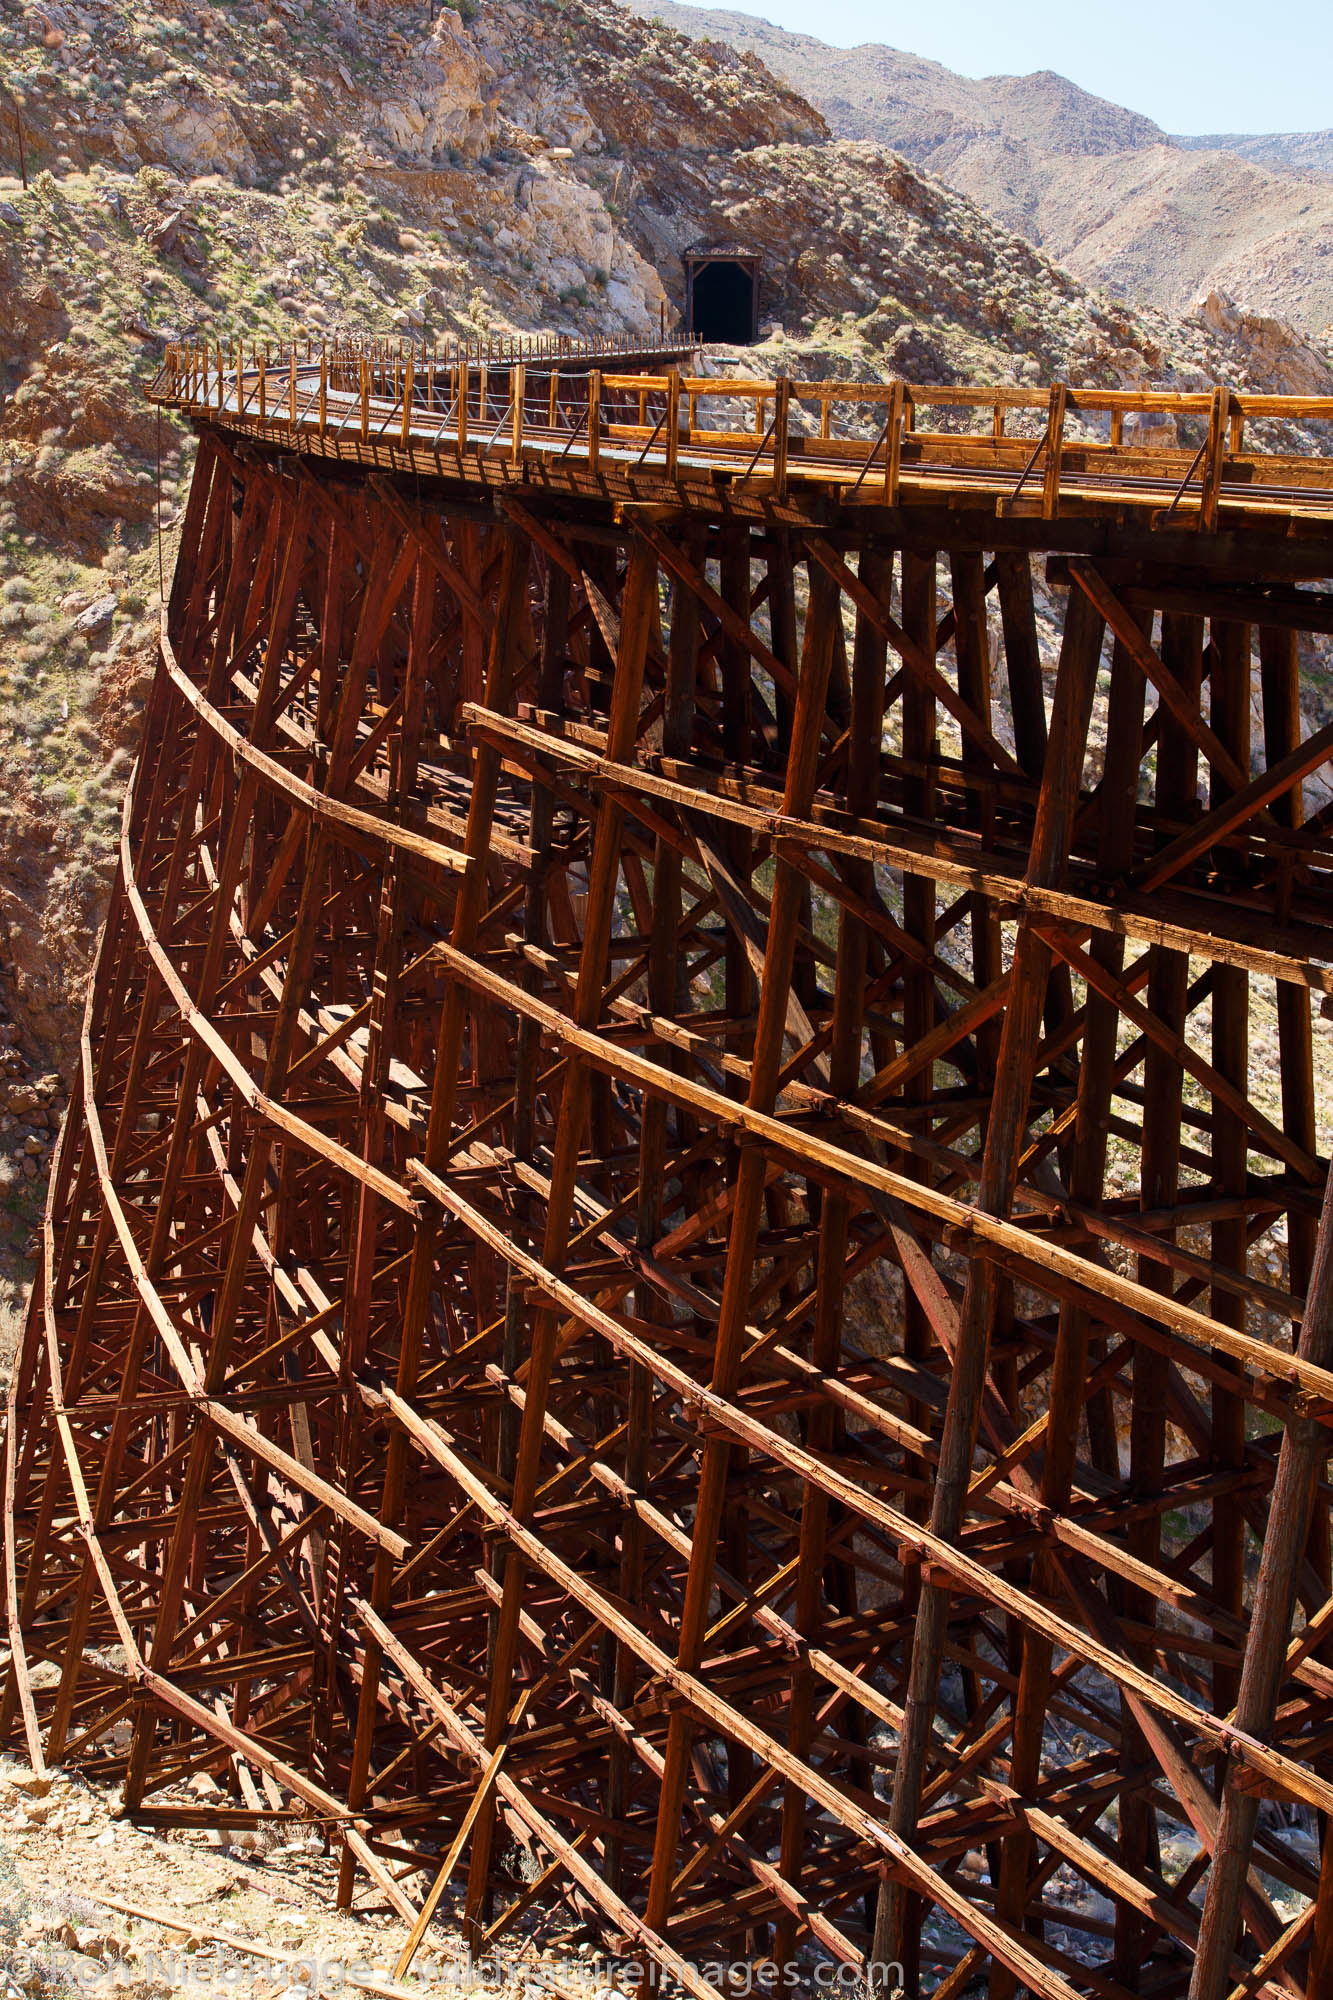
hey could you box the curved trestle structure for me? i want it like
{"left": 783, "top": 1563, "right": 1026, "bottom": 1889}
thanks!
{"left": 6, "top": 341, "right": 1333, "bottom": 2000}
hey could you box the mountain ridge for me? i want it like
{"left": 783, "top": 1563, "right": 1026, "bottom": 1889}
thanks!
{"left": 623, "top": 0, "right": 1333, "bottom": 332}
{"left": 1175, "top": 131, "right": 1333, "bottom": 176}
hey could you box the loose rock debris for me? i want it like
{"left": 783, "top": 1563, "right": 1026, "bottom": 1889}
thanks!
{"left": 0, "top": 1760, "right": 607, "bottom": 2000}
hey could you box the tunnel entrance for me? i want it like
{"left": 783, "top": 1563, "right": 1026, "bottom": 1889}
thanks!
{"left": 686, "top": 246, "right": 761, "bottom": 345}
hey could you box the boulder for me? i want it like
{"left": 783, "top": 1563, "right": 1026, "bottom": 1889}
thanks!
{"left": 8, "top": 1767, "right": 51, "bottom": 1798}
{"left": 73, "top": 595, "right": 116, "bottom": 635}
{"left": 514, "top": 168, "right": 667, "bottom": 330}
{"left": 523, "top": 171, "right": 616, "bottom": 276}
{"left": 1193, "top": 289, "right": 1333, "bottom": 397}
{"left": 1122, "top": 410, "right": 1179, "bottom": 447}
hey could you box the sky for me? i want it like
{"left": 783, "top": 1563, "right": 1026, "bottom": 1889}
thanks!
{"left": 664, "top": 0, "right": 1333, "bottom": 137}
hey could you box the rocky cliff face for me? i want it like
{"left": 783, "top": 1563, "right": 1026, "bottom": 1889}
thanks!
{"left": 0, "top": 0, "right": 1330, "bottom": 1322}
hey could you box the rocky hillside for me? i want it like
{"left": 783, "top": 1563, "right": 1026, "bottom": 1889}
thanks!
{"left": 0, "top": 0, "right": 1331, "bottom": 1331}
{"left": 626, "top": 1, "right": 1333, "bottom": 334}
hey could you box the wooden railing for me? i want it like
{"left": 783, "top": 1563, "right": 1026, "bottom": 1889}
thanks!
{"left": 149, "top": 335, "right": 1333, "bottom": 526}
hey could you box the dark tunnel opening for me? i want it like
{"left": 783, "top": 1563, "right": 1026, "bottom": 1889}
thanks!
{"left": 688, "top": 257, "right": 759, "bottom": 345}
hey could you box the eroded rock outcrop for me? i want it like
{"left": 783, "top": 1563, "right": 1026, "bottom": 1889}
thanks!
{"left": 1192, "top": 289, "right": 1333, "bottom": 396}
{"left": 148, "top": 91, "right": 258, "bottom": 182}
{"left": 371, "top": 8, "right": 496, "bottom": 164}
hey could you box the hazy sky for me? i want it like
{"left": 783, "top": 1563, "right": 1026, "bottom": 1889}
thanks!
{"left": 664, "top": 0, "right": 1333, "bottom": 136}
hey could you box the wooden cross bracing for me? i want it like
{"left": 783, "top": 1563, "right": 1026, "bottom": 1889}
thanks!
{"left": 6, "top": 359, "right": 1333, "bottom": 2000}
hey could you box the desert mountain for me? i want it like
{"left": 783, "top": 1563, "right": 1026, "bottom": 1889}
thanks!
{"left": 1178, "top": 131, "right": 1333, "bottom": 177}
{"left": 626, "top": 0, "right": 1333, "bottom": 334}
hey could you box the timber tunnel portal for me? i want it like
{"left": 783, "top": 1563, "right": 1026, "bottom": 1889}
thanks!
{"left": 685, "top": 243, "right": 762, "bottom": 344}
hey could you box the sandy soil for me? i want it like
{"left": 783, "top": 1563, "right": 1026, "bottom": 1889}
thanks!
{"left": 0, "top": 1757, "right": 607, "bottom": 2000}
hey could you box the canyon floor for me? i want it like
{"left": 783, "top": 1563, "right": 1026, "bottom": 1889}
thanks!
{"left": 0, "top": 1749, "right": 608, "bottom": 2000}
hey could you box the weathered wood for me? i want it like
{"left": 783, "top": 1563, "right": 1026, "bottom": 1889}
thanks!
{"left": 10, "top": 347, "right": 1333, "bottom": 2000}
{"left": 1190, "top": 1168, "right": 1333, "bottom": 2000}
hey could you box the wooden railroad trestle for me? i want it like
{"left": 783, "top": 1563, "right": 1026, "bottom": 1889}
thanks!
{"left": 6, "top": 339, "right": 1333, "bottom": 2000}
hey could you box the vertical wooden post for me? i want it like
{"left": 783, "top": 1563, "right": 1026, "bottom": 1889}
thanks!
{"left": 773, "top": 375, "right": 790, "bottom": 500}
{"left": 588, "top": 370, "right": 602, "bottom": 472}
{"left": 1200, "top": 384, "right": 1231, "bottom": 531}
{"left": 894, "top": 549, "right": 941, "bottom": 1766}
{"left": 460, "top": 539, "right": 661, "bottom": 1951}
{"left": 1190, "top": 1167, "right": 1333, "bottom": 2000}
{"left": 989, "top": 579, "right": 1150, "bottom": 1998}
{"left": 336, "top": 524, "right": 535, "bottom": 1911}
{"left": 883, "top": 377, "right": 904, "bottom": 505}
{"left": 874, "top": 577, "right": 1105, "bottom": 1985}
{"left": 665, "top": 367, "right": 680, "bottom": 481}
{"left": 1041, "top": 380, "right": 1068, "bottom": 518}
{"left": 639, "top": 558, "right": 843, "bottom": 1972}
{"left": 1208, "top": 614, "right": 1251, "bottom": 1721}
{"left": 773, "top": 543, "right": 891, "bottom": 1975}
